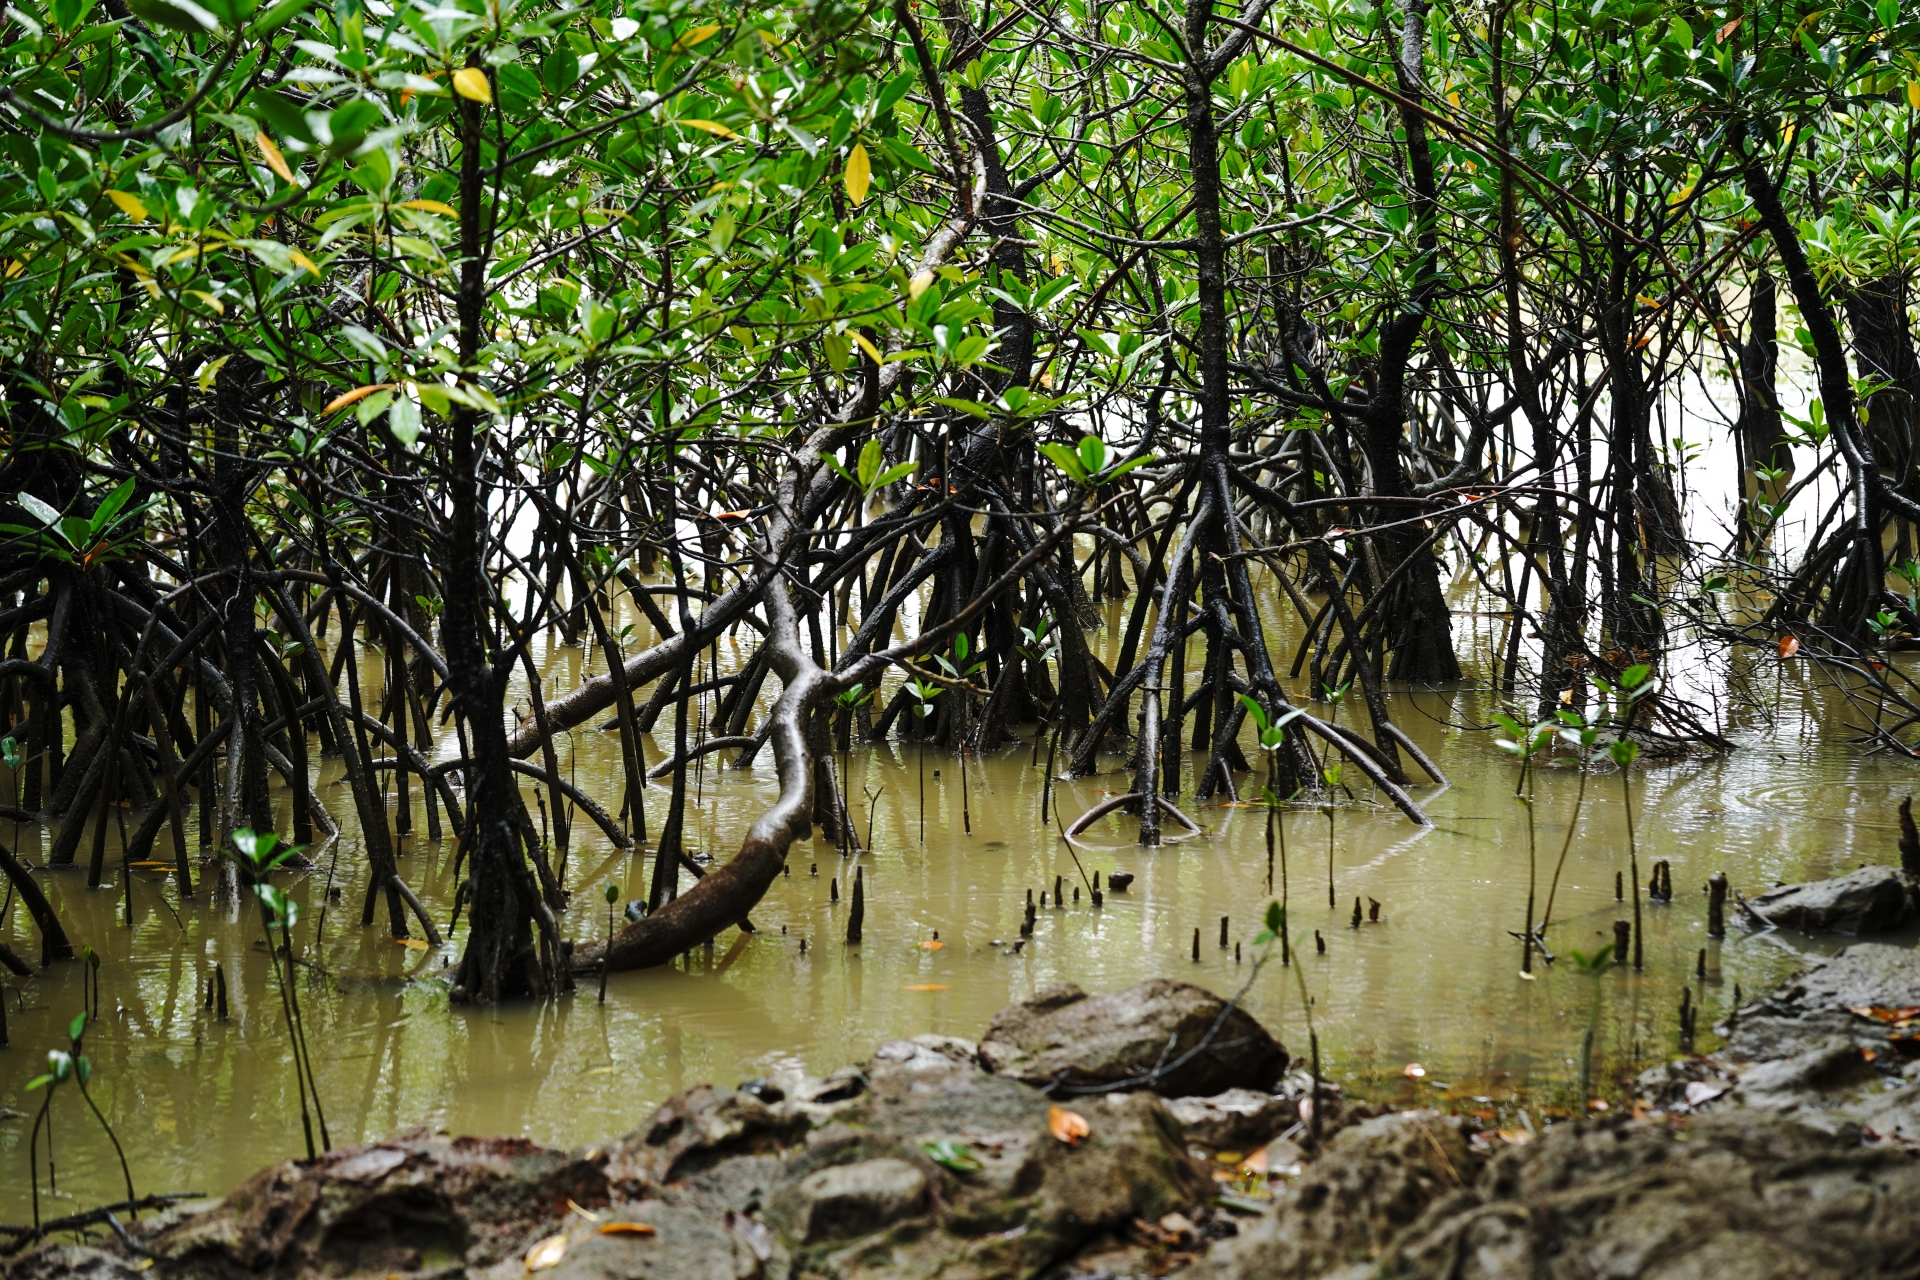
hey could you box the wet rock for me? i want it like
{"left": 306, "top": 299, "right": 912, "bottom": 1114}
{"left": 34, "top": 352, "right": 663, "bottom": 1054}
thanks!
{"left": 602, "top": 1085, "right": 808, "bottom": 1190}
{"left": 1183, "top": 1111, "right": 1478, "bottom": 1279}
{"left": 765, "top": 1052, "right": 1212, "bottom": 1278}
{"left": 1165, "top": 1089, "right": 1297, "bottom": 1151}
{"left": 1747, "top": 865, "right": 1919, "bottom": 934}
{"left": 468, "top": 1202, "right": 767, "bottom": 1280}
{"left": 978, "top": 979, "right": 1288, "bottom": 1097}
{"left": 780, "top": 1159, "right": 929, "bottom": 1243}
{"left": 144, "top": 1129, "right": 608, "bottom": 1278}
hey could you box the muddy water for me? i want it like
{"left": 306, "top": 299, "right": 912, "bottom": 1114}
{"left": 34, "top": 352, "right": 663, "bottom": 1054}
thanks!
{"left": 2, "top": 577, "right": 1916, "bottom": 1226}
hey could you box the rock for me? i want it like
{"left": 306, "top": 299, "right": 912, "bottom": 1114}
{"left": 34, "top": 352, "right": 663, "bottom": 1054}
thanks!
{"left": 764, "top": 1049, "right": 1212, "bottom": 1278}
{"left": 1748, "top": 865, "right": 1919, "bottom": 934}
{"left": 781, "top": 1159, "right": 928, "bottom": 1243}
{"left": 469, "top": 1202, "right": 767, "bottom": 1280}
{"left": 603, "top": 1085, "right": 808, "bottom": 1190}
{"left": 1165, "top": 1089, "right": 1297, "bottom": 1150}
{"left": 144, "top": 1130, "right": 609, "bottom": 1278}
{"left": 978, "top": 979, "right": 1288, "bottom": 1097}
{"left": 1183, "top": 1112, "right": 1477, "bottom": 1279}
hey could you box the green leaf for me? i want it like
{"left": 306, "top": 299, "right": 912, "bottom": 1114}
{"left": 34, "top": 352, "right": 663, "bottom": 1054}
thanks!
{"left": 1038, "top": 442, "right": 1089, "bottom": 485}
{"left": 69, "top": 1011, "right": 86, "bottom": 1043}
{"left": 922, "top": 1139, "right": 982, "bottom": 1173}
{"left": 1265, "top": 900, "right": 1284, "bottom": 933}
{"left": 1077, "top": 435, "right": 1107, "bottom": 475}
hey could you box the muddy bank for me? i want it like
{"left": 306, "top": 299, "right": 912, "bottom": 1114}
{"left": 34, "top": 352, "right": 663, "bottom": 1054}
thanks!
{"left": 6, "top": 952, "right": 1920, "bottom": 1280}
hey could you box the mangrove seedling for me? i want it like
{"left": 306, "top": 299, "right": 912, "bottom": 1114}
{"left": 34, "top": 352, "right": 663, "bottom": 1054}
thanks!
{"left": 907, "top": 677, "right": 941, "bottom": 842}
{"left": 25, "top": 1010, "right": 135, "bottom": 1231}
{"left": 1539, "top": 707, "right": 1601, "bottom": 938}
{"left": 231, "top": 828, "right": 330, "bottom": 1159}
{"left": 1567, "top": 942, "right": 1616, "bottom": 1109}
{"left": 1492, "top": 711, "right": 1554, "bottom": 975}
{"left": 1593, "top": 664, "right": 1658, "bottom": 969}
{"left": 934, "top": 635, "right": 985, "bottom": 834}
{"left": 1239, "top": 696, "right": 1303, "bottom": 957}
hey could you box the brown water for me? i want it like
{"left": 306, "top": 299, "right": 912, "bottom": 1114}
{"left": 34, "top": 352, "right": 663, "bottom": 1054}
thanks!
{"left": 1, "top": 578, "right": 1914, "bottom": 1226}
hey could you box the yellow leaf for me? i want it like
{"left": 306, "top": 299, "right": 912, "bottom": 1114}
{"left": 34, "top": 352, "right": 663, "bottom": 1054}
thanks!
{"left": 255, "top": 131, "right": 294, "bottom": 184}
{"left": 452, "top": 67, "right": 492, "bottom": 103}
{"left": 1048, "top": 1105, "right": 1090, "bottom": 1146}
{"left": 596, "top": 1222, "right": 657, "bottom": 1236}
{"left": 902, "top": 983, "right": 951, "bottom": 990}
{"left": 1908, "top": 80, "right": 1920, "bottom": 110}
{"left": 187, "top": 290, "right": 225, "bottom": 315}
{"left": 323, "top": 383, "right": 395, "bottom": 414}
{"left": 908, "top": 269, "right": 934, "bottom": 299}
{"left": 844, "top": 142, "right": 871, "bottom": 205}
{"left": 851, "top": 331, "right": 884, "bottom": 365}
{"left": 399, "top": 199, "right": 459, "bottom": 217}
{"left": 671, "top": 22, "right": 720, "bottom": 50}
{"left": 3, "top": 260, "right": 20, "bottom": 278}
{"left": 398, "top": 938, "right": 430, "bottom": 950}
{"left": 288, "top": 249, "right": 322, "bottom": 277}
{"left": 675, "top": 118, "right": 736, "bottom": 138}
{"left": 106, "top": 189, "right": 149, "bottom": 222}
{"left": 197, "top": 354, "right": 232, "bottom": 393}
{"left": 525, "top": 1233, "right": 568, "bottom": 1270}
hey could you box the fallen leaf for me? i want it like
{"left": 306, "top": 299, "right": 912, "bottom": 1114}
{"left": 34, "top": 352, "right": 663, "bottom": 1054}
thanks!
{"left": 397, "top": 938, "right": 431, "bottom": 950}
{"left": 1048, "top": 1105, "right": 1090, "bottom": 1146}
{"left": 918, "top": 940, "right": 944, "bottom": 950}
{"left": 1402, "top": 1062, "right": 1427, "bottom": 1079}
{"left": 903, "top": 983, "right": 951, "bottom": 991}
{"left": 1779, "top": 634, "right": 1801, "bottom": 658}
{"left": 1850, "top": 1005, "right": 1920, "bottom": 1023}
{"left": 1496, "top": 1128, "right": 1533, "bottom": 1145}
{"left": 922, "top": 1139, "right": 982, "bottom": 1172}
{"left": 596, "top": 1222, "right": 656, "bottom": 1236}
{"left": 525, "top": 1233, "right": 567, "bottom": 1270}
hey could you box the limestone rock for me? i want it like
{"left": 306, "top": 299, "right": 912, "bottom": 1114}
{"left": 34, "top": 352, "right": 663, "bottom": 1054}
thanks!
{"left": 1749, "top": 866, "right": 1918, "bottom": 934}
{"left": 978, "top": 979, "right": 1288, "bottom": 1096}
{"left": 1165, "top": 1088, "right": 1297, "bottom": 1151}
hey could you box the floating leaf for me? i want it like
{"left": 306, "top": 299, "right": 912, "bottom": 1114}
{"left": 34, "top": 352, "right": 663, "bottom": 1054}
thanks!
{"left": 397, "top": 938, "right": 430, "bottom": 950}
{"left": 525, "top": 1233, "right": 568, "bottom": 1270}
{"left": 596, "top": 1222, "right": 656, "bottom": 1236}
{"left": 1048, "top": 1105, "right": 1090, "bottom": 1145}
{"left": 844, "top": 143, "right": 871, "bottom": 205}
{"left": 452, "top": 67, "right": 492, "bottom": 103}
{"left": 903, "top": 983, "right": 951, "bottom": 991}
{"left": 918, "top": 940, "right": 944, "bottom": 950}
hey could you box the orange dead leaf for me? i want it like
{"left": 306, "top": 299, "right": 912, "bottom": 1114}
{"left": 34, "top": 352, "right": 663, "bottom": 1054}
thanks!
{"left": 1048, "top": 1105, "right": 1090, "bottom": 1146}
{"left": 918, "top": 940, "right": 944, "bottom": 950}
{"left": 712, "top": 509, "right": 750, "bottom": 520}
{"left": 1718, "top": 15, "right": 1741, "bottom": 39}
{"left": 1779, "top": 634, "right": 1801, "bottom": 658}
{"left": 596, "top": 1222, "right": 657, "bottom": 1237}
{"left": 255, "top": 131, "right": 294, "bottom": 183}
{"left": 323, "top": 383, "right": 395, "bottom": 414}
{"left": 903, "top": 983, "right": 952, "bottom": 991}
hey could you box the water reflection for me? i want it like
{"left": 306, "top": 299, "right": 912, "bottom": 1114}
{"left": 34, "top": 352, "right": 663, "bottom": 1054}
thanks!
{"left": 1, "top": 594, "right": 1915, "bottom": 1223}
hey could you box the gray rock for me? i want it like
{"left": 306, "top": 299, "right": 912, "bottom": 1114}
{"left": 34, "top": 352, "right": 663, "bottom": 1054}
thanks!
{"left": 978, "top": 979, "right": 1288, "bottom": 1097}
{"left": 1748, "top": 866, "right": 1918, "bottom": 934}
{"left": 783, "top": 1159, "right": 929, "bottom": 1243}
{"left": 1164, "top": 1088, "right": 1297, "bottom": 1150}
